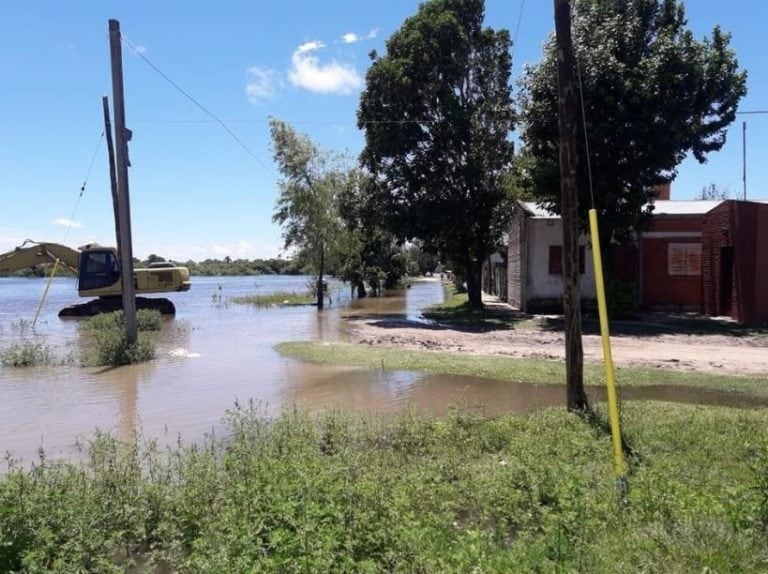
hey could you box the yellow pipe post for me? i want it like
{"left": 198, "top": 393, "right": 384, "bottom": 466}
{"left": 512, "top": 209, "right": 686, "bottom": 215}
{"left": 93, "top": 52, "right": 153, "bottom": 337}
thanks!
{"left": 588, "top": 209, "right": 628, "bottom": 497}
{"left": 32, "top": 258, "right": 61, "bottom": 328}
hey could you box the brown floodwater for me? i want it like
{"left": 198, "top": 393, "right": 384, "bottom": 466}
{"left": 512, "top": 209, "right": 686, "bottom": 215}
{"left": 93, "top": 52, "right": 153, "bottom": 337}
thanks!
{"left": 0, "top": 275, "right": 764, "bottom": 463}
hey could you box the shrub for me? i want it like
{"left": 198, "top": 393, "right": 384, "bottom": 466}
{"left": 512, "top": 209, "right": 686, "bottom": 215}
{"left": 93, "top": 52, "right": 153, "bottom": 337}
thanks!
{"left": 84, "top": 309, "right": 162, "bottom": 333}
{"left": 607, "top": 281, "right": 638, "bottom": 319}
{"left": 89, "top": 329, "right": 155, "bottom": 366}
{"left": 0, "top": 341, "right": 55, "bottom": 367}
{"left": 83, "top": 310, "right": 159, "bottom": 366}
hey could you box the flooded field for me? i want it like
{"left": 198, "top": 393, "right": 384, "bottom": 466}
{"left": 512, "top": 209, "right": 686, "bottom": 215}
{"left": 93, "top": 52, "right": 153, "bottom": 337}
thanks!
{"left": 1, "top": 275, "right": 764, "bottom": 462}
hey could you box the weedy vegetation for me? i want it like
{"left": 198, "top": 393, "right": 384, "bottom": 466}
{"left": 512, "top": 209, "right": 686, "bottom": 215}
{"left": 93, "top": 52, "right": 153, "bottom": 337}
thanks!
{"left": 81, "top": 309, "right": 162, "bottom": 367}
{"left": 1, "top": 402, "right": 768, "bottom": 572}
{"left": 230, "top": 291, "right": 315, "bottom": 308}
{"left": 0, "top": 340, "right": 56, "bottom": 367}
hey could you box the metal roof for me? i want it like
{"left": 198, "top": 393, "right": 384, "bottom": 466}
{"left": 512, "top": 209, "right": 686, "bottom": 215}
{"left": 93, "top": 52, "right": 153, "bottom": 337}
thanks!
{"left": 516, "top": 199, "right": 766, "bottom": 219}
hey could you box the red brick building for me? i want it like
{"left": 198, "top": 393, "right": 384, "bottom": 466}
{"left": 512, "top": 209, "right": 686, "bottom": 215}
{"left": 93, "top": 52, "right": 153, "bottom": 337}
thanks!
{"left": 702, "top": 200, "right": 768, "bottom": 323}
{"left": 504, "top": 194, "right": 768, "bottom": 324}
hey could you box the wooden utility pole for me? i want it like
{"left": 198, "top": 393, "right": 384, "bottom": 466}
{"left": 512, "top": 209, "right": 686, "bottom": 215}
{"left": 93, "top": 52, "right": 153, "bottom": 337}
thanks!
{"left": 102, "top": 96, "right": 121, "bottom": 258}
{"left": 109, "top": 19, "right": 138, "bottom": 344}
{"left": 554, "top": 0, "right": 588, "bottom": 411}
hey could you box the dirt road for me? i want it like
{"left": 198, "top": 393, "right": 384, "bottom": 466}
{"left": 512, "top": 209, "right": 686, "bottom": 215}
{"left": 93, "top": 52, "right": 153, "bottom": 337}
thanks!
{"left": 348, "top": 318, "right": 768, "bottom": 376}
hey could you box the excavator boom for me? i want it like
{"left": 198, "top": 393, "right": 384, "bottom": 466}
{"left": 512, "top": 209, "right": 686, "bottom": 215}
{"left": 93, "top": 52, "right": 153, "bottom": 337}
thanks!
{"left": 0, "top": 241, "right": 80, "bottom": 275}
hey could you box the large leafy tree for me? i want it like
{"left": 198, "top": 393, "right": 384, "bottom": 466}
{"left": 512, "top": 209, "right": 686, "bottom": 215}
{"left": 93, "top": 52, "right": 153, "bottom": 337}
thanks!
{"left": 270, "top": 119, "right": 347, "bottom": 309}
{"left": 358, "top": 0, "right": 515, "bottom": 309}
{"left": 520, "top": 0, "right": 747, "bottom": 272}
{"left": 336, "top": 171, "right": 406, "bottom": 298}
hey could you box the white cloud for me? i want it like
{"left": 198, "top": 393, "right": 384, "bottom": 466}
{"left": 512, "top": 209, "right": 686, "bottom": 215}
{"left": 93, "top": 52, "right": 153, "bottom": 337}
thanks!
{"left": 340, "top": 29, "right": 378, "bottom": 44}
{"left": 296, "top": 40, "right": 325, "bottom": 54}
{"left": 50, "top": 218, "right": 83, "bottom": 229}
{"left": 245, "top": 66, "right": 282, "bottom": 103}
{"left": 133, "top": 44, "right": 147, "bottom": 55}
{"left": 288, "top": 40, "right": 362, "bottom": 95}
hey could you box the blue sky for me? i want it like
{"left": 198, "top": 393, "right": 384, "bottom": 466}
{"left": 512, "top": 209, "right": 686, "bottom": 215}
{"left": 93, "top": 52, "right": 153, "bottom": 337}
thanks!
{"left": 1, "top": 1, "right": 766, "bottom": 261}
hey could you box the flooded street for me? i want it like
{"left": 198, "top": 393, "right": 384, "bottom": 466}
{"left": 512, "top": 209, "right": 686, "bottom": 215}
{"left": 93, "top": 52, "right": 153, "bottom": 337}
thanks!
{"left": 0, "top": 276, "right": 452, "bottom": 461}
{"left": 1, "top": 275, "right": 764, "bottom": 462}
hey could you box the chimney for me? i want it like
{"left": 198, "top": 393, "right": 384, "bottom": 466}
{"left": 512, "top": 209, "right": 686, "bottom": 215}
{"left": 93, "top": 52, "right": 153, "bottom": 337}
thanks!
{"left": 652, "top": 182, "right": 671, "bottom": 200}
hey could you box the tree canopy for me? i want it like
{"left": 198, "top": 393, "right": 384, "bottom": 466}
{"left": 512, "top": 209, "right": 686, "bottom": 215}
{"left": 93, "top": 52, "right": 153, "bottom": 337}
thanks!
{"left": 270, "top": 119, "right": 347, "bottom": 309}
{"left": 519, "top": 0, "right": 747, "bottom": 247}
{"left": 357, "top": 0, "right": 515, "bottom": 309}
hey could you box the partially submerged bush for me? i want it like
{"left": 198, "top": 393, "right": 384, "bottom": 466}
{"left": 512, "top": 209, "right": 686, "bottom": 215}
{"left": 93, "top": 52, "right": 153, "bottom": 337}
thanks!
{"left": 0, "top": 341, "right": 55, "bottom": 367}
{"left": 89, "top": 329, "right": 155, "bottom": 367}
{"left": 84, "top": 309, "right": 162, "bottom": 333}
{"left": 83, "top": 310, "right": 160, "bottom": 366}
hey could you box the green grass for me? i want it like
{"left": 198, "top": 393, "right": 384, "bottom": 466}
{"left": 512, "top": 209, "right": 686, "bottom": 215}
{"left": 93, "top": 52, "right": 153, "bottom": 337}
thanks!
{"left": 276, "top": 341, "right": 768, "bottom": 398}
{"left": 229, "top": 291, "right": 315, "bottom": 307}
{"left": 2, "top": 402, "right": 768, "bottom": 572}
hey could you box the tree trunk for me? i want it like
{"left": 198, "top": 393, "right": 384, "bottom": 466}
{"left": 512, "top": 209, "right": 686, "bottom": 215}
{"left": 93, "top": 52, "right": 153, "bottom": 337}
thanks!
{"left": 317, "top": 243, "right": 325, "bottom": 310}
{"left": 466, "top": 259, "right": 483, "bottom": 310}
{"left": 554, "top": 0, "right": 588, "bottom": 412}
{"left": 357, "top": 281, "right": 367, "bottom": 298}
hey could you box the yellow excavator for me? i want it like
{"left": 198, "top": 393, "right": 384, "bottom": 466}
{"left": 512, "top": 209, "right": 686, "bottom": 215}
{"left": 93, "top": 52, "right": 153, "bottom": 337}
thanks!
{"left": 0, "top": 240, "right": 191, "bottom": 317}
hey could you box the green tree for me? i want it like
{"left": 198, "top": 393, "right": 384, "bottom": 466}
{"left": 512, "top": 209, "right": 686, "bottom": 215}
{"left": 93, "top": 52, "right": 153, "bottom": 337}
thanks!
{"left": 335, "top": 170, "right": 408, "bottom": 297}
{"left": 520, "top": 0, "right": 746, "bottom": 276}
{"left": 270, "top": 119, "right": 346, "bottom": 309}
{"left": 358, "top": 0, "right": 515, "bottom": 310}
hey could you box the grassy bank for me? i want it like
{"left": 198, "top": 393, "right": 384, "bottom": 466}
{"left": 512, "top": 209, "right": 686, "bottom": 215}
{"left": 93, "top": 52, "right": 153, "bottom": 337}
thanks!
{"left": 2, "top": 403, "right": 768, "bottom": 571}
{"left": 277, "top": 341, "right": 768, "bottom": 398}
{"left": 230, "top": 291, "right": 314, "bottom": 307}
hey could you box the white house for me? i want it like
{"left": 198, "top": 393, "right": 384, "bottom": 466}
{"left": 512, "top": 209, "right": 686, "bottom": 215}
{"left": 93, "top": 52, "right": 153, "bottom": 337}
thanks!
{"left": 507, "top": 201, "right": 596, "bottom": 312}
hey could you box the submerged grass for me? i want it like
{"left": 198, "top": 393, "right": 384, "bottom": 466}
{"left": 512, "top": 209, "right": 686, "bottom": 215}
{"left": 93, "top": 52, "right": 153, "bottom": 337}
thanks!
{"left": 230, "top": 291, "right": 314, "bottom": 308}
{"left": 276, "top": 341, "right": 768, "bottom": 398}
{"left": 2, "top": 402, "right": 768, "bottom": 572}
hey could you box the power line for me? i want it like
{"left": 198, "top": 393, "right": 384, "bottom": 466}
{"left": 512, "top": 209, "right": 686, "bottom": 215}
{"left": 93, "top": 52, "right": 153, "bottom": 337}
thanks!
{"left": 510, "top": 0, "right": 526, "bottom": 68}
{"left": 133, "top": 116, "right": 515, "bottom": 126}
{"left": 63, "top": 130, "right": 105, "bottom": 243}
{"left": 121, "top": 37, "right": 272, "bottom": 172}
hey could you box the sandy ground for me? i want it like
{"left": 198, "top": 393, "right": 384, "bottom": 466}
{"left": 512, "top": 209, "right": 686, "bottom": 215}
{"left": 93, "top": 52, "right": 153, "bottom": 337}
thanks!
{"left": 347, "top": 314, "right": 768, "bottom": 376}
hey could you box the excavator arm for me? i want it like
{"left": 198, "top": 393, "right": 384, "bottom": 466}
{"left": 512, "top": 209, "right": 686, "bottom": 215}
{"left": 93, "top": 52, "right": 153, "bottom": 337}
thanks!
{"left": 0, "top": 241, "right": 80, "bottom": 275}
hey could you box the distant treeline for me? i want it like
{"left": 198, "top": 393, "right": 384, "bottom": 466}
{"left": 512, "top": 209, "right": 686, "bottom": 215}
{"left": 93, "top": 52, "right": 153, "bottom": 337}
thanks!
{"left": 139, "top": 255, "right": 306, "bottom": 277}
{"left": 1, "top": 256, "right": 305, "bottom": 278}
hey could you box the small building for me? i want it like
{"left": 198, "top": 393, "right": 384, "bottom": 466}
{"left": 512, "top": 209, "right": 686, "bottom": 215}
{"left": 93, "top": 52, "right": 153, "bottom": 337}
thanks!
{"left": 702, "top": 200, "right": 768, "bottom": 323}
{"left": 503, "top": 195, "right": 768, "bottom": 324}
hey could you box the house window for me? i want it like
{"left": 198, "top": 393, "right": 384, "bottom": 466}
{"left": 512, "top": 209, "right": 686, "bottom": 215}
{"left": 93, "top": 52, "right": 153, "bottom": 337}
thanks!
{"left": 549, "top": 245, "right": 585, "bottom": 275}
{"left": 668, "top": 243, "right": 702, "bottom": 276}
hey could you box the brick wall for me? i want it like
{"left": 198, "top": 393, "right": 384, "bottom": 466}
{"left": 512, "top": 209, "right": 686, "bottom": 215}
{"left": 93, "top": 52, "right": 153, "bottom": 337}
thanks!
{"left": 703, "top": 201, "right": 767, "bottom": 324}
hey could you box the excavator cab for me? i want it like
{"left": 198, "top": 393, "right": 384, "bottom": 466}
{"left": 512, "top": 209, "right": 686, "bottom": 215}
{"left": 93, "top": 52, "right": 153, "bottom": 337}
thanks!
{"left": 78, "top": 248, "right": 121, "bottom": 291}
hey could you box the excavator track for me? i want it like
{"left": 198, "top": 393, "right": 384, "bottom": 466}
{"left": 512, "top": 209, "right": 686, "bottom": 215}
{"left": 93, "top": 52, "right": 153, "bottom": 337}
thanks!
{"left": 58, "top": 297, "right": 176, "bottom": 318}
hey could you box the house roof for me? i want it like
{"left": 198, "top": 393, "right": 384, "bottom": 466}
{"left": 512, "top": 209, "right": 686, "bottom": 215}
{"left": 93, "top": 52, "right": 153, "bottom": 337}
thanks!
{"left": 518, "top": 199, "right": 752, "bottom": 219}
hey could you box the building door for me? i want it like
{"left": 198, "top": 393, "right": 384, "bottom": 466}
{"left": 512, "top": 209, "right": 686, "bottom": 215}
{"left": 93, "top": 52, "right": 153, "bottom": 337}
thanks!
{"left": 720, "top": 246, "right": 734, "bottom": 316}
